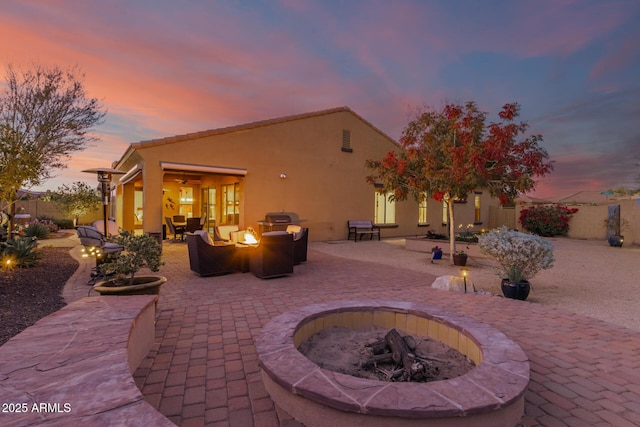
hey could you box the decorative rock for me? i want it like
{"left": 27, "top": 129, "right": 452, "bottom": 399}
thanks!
{"left": 431, "top": 275, "right": 473, "bottom": 293}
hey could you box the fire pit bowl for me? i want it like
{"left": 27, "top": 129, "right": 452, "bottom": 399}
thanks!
{"left": 256, "top": 300, "right": 529, "bottom": 427}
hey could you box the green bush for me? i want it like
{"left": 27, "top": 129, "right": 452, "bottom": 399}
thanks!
{"left": 23, "top": 223, "right": 50, "bottom": 240}
{"left": 53, "top": 219, "right": 74, "bottom": 229}
{"left": 0, "top": 237, "right": 42, "bottom": 268}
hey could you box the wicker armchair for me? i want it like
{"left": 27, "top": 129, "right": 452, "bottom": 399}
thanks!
{"left": 249, "top": 231, "right": 294, "bottom": 279}
{"left": 186, "top": 231, "right": 237, "bottom": 276}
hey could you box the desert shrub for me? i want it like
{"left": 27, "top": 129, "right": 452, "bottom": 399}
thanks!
{"left": 0, "top": 237, "right": 42, "bottom": 268}
{"left": 33, "top": 217, "right": 60, "bottom": 233}
{"left": 52, "top": 219, "right": 74, "bottom": 229}
{"left": 519, "top": 205, "right": 579, "bottom": 237}
{"left": 23, "top": 223, "right": 50, "bottom": 240}
{"left": 426, "top": 230, "right": 447, "bottom": 240}
{"left": 100, "top": 231, "right": 164, "bottom": 285}
{"left": 478, "top": 226, "right": 554, "bottom": 283}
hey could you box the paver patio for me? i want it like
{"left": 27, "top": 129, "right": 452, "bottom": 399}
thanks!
{"left": 64, "top": 238, "right": 640, "bottom": 426}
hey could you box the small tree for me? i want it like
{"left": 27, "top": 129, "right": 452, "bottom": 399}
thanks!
{"left": 0, "top": 64, "right": 106, "bottom": 238}
{"left": 366, "top": 102, "right": 553, "bottom": 262}
{"left": 52, "top": 181, "right": 101, "bottom": 226}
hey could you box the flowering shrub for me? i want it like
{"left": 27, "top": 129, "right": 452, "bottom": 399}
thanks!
{"left": 477, "top": 226, "right": 554, "bottom": 283}
{"left": 519, "top": 205, "right": 579, "bottom": 237}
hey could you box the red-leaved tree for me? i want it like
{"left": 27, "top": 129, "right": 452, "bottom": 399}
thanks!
{"left": 366, "top": 102, "right": 553, "bottom": 262}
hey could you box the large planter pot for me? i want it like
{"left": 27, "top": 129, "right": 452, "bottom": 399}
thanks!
{"left": 608, "top": 236, "right": 624, "bottom": 247}
{"left": 431, "top": 250, "right": 443, "bottom": 260}
{"left": 453, "top": 253, "right": 468, "bottom": 266}
{"left": 94, "top": 275, "right": 167, "bottom": 296}
{"left": 501, "top": 279, "right": 530, "bottom": 301}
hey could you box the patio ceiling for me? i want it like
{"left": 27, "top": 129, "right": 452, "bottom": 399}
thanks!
{"left": 160, "top": 162, "right": 247, "bottom": 176}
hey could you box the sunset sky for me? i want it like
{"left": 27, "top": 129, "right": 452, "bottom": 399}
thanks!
{"left": 2, "top": 0, "right": 639, "bottom": 198}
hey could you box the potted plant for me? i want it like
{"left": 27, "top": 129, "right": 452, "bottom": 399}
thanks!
{"left": 477, "top": 226, "right": 554, "bottom": 300}
{"left": 604, "top": 216, "right": 628, "bottom": 248}
{"left": 94, "top": 231, "right": 166, "bottom": 296}
{"left": 452, "top": 249, "right": 468, "bottom": 266}
{"left": 431, "top": 245, "right": 443, "bottom": 262}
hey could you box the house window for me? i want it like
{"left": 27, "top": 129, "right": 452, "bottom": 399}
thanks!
{"left": 222, "top": 183, "right": 240, "bottom": 225}
{"left": 341, "top": 129, "right": 353, "bottom": 152}
{"left": 179, "top": 187, "right": 194, "bottom": 217}
{"left": 418, "top": 193, "right": 428, "bottom": 224}
{"left": 374, "top": 190, "right": 395, "bottom": 224}
{"left": 474, "top": 192, "right": 482, "bottom": 223}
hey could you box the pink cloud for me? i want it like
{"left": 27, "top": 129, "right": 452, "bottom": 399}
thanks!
{"left": 3, "top": 0, "right": 637, "bottom": 198}
{"left": 590, "top": 36, "right": 640, "bottom": 85}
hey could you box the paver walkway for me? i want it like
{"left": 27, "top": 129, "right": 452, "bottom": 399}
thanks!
{"left": 64, "top": 237, "right": 640, "bottom": 426}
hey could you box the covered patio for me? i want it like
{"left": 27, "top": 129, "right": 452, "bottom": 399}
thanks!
{"left": 115, "top": 162, "right": 248, "bottom": 239}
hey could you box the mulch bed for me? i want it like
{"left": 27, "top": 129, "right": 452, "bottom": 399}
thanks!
{"left": 0, "top": 247, "right": 79, "bottom": 346}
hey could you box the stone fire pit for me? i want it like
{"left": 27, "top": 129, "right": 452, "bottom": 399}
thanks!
{"left": 256, "top": 300, "right": 529, "bottom": 427}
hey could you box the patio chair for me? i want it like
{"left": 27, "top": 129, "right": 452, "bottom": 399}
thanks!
{"left": 165, "top": 217, "right": 186, "bottom": 241}
{"left": 186, "top": 231, "right": 237, "bottom": 276}
{"left": 186, "top": 217, "right": 203, "bottom": 233}
{"left": 286, "top": 225, "right": 308, "bottom": 265}
{"left": 249, "top": 231, "right": 294, "bottom": 279}
{"left": 76, "top": 225, "right": 124, "bottom": 284}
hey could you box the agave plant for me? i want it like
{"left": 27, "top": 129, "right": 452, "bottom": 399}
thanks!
{"left": 0, "top": 237, "right": 42, "bottom": 268}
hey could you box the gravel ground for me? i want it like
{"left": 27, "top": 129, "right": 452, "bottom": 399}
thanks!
{"left": 312, "top": 237, "right": 640, "bottom": 332}
{"left": 2, "top": 233, "right": 638, "bottom": 347}
{"left": 0, "top": 245, "right": 78, "bottom": 346}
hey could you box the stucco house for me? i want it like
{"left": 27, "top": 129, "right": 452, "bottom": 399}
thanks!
{"left": 111, "top": 107, "right": 500, "bottom": 241}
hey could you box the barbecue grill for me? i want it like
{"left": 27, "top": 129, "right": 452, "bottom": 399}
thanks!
{"left": 257, "top": 212, "right": 301, "bottom": 234}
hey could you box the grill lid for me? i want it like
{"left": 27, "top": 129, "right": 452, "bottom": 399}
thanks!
{"left": 263, "top": 212, "right": 300, "bottom": 224}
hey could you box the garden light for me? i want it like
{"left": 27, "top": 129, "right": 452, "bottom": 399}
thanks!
{"left": 461, "top": 268, "right": 468, "bottom": 293}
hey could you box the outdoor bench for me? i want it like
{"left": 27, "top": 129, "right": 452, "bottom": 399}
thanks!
{"left": 0, "top": 295, "right": 173, "bottom": 426}
{"left": 347, "top": 220, "right": 381, "bottom": 242}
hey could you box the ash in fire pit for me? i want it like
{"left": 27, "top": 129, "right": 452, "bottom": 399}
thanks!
{"left": 298, "top": 325, "right": 475, "bottom": 383}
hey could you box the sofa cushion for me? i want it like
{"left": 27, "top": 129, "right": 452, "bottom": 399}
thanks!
{"left": 194, "top": 230, "right": 213, "bottom": 245}
{"left": 262, "top": 231, "right": 289, "bottom": 236}
{"left": 217, "top": 225, "right": 239, "bottom": 240}
{"left": 286, "top": 225, "right": 303, "bottom": 239}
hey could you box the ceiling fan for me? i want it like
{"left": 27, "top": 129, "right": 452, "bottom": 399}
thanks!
{"left": 174, "top": 172, "right": 201, "bottom": 185}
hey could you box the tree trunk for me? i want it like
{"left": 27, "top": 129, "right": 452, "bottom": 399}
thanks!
{"left": 446, "top": 197, "right": 456, "bottom": 263}
{"left": 7, "top": 191, "right": 17, "bottom": 240}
